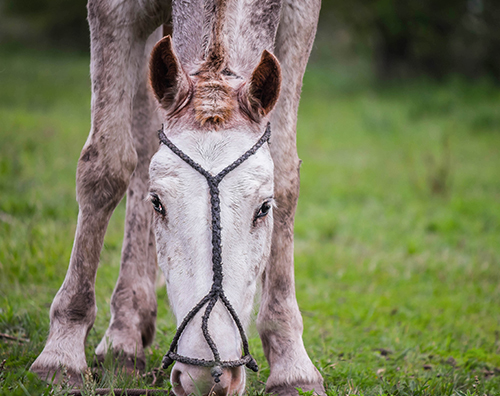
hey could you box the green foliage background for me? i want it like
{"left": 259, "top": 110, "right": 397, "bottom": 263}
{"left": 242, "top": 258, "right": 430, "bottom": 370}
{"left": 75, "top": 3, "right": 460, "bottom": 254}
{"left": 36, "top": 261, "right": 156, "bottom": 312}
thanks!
{"left": 1, "top": 0, "right": 500, "bottom": 79}
{"left": 320, "top": 0, "right": 500, "bottom": 80}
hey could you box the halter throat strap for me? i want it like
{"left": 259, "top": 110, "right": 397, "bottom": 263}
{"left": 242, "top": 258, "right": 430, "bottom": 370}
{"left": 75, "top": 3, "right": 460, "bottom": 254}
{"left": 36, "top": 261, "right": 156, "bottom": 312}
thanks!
{"left": 158, "top": 122, "right": 271, "bottom": 383}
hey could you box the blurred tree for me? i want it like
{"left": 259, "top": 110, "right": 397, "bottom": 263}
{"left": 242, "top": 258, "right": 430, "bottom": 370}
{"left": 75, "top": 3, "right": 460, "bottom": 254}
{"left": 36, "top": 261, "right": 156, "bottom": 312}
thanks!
{"left": 1, "top": 0, "right": 499, "bottom": 80}
{"left": 321, "top": 0, "right": 500, "bottom": 80}
{"left": 0, "top": 0, "right": 88, "bottom": 51}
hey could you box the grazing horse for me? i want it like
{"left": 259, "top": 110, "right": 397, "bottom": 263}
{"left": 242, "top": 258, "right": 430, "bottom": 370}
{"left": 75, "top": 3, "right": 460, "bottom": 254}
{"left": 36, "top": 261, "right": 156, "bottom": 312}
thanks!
{"left": 30, "top": 0, "right": 324, "bottom": 395}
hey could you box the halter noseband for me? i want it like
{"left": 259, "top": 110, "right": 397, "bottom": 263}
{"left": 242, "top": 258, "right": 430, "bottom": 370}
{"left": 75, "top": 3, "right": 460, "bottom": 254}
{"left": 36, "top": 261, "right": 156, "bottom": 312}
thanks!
{"left": 158, "top": 122, "right": 271, "bottom": 383}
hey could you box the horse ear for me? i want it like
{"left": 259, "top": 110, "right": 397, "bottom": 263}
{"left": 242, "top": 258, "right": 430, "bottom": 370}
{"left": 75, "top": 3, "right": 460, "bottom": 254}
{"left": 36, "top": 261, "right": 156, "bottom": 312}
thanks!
{"left": 243, "top": 50, "right": 281, "bottom": 119}
{"left": 149, "top": 36, "right": 192, "bottom": 112}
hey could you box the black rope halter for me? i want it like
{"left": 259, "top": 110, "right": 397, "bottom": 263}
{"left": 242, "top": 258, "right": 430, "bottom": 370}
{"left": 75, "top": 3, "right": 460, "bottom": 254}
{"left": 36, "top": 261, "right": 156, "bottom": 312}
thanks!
{"left": 158, "top": 122, "right": 271, "bottom": 383}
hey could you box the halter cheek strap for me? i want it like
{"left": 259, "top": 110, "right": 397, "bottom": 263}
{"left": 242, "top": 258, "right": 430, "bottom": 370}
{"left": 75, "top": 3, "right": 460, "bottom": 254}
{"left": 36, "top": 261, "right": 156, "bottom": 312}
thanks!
{"left": 158, "top": 122, "right": 271, "bottom": 383}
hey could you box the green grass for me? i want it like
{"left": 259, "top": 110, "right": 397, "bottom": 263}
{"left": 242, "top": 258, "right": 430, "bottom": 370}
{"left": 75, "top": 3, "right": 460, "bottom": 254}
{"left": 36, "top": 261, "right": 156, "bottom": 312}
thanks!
{"left": 1, "top": 47, "right": 499, "bottom": 396}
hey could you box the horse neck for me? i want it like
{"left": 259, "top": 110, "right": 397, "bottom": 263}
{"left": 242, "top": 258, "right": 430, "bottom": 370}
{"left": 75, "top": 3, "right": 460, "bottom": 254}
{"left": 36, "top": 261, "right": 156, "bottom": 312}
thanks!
{"left": 171, "top": 0, "right": 283, "bottom": 76}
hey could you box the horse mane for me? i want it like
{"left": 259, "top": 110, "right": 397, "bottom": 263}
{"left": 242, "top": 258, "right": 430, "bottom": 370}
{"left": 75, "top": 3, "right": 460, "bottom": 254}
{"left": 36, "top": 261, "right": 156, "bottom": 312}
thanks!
{"left": 193, "top": 0, "right": 235, "bottom": 128}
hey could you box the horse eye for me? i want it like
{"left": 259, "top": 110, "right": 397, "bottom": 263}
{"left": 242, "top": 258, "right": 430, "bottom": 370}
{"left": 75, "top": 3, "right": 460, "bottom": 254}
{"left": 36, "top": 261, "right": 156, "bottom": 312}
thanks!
{"left": 150, "top": 193, "right": 165, "bottom": 216}
{"left": 255, "top": 201, "right": 272, "bottom": 221}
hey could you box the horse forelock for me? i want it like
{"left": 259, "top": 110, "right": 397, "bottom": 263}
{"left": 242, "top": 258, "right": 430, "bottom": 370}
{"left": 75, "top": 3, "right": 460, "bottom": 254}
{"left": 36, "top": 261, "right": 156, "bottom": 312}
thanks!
{"left": 186, "top": 0, "right": 234, "bottom": 128}
{"left": 193, "top": 72, "right": 235, "bottom": 128}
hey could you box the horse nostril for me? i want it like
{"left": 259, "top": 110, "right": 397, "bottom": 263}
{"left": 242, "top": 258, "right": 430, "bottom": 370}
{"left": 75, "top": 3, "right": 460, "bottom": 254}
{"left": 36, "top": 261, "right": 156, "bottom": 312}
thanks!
{"left": 171, "top": 364, "right": 217, "bottom": 396}
{"left": 171, "top": 367, "right": 185, "bottom": 396}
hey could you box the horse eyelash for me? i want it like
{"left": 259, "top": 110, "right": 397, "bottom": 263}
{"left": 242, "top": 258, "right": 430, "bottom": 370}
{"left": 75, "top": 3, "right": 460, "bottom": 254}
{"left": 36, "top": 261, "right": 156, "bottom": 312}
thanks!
{"left": 252, "top": 197, "right": 274, "bottom": 225}
{"left": 148, "top": 192, "right": 166, "bottom": 216}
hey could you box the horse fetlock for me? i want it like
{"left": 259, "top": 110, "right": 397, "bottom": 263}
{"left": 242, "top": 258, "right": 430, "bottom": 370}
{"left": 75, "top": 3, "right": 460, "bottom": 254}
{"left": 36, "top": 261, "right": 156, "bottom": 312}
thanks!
{"left": 95, "top": 296, "right": 152, "bottom": 371}
{"left": 258, "top": 318, "right": 324, "bottom": 396}
{"left": 109, "top": 282, "right": 157, "bottom": 345}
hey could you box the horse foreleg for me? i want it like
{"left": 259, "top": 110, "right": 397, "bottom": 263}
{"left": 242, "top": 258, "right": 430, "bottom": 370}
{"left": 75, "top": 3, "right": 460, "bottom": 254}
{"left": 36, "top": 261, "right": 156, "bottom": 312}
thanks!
{"left": 30, "top": 1, "right": 153, "bottom": 385}
{"left": 95, "top": 27, "right": 163, "bottom": 373}
{"left": 257, "top": 0, "right": 325, "bottom": 395}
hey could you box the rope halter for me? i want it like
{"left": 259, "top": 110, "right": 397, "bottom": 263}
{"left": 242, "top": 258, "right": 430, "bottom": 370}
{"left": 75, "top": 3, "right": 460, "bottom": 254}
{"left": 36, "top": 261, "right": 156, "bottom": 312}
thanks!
{"left": 158, "top": 122, "right": 272, "bottom": 383}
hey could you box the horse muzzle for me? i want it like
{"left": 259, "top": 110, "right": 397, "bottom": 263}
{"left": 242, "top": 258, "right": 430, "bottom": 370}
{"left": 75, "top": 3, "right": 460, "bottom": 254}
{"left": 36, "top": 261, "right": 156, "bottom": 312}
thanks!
{"left": 171, "top": 362, "right": 245, "bottom": 396}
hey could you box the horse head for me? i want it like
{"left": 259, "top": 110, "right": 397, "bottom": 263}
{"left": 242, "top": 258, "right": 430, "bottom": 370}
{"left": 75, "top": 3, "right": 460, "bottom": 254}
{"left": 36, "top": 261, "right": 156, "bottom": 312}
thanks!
{"left": 148, "top": 35, "right": 281, "bottom": 395}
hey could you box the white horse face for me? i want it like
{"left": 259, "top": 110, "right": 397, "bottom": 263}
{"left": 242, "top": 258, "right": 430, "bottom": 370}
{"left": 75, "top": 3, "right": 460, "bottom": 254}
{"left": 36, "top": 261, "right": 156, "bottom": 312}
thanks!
{"left": 149, "top": 125, "right": 274, "bottom": 395}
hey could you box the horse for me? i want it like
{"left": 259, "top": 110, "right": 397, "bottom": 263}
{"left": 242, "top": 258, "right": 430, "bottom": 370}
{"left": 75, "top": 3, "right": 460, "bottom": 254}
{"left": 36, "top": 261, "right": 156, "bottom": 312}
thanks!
{"left": 30, "top": 0, "right": 325, "bottom": 395}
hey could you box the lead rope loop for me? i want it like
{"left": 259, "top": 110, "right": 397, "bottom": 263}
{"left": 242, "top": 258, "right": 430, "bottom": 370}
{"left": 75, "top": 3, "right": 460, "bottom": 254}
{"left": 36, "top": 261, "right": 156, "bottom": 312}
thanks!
{"left": 158, "top": 123, "right": 271, "bottom": 383}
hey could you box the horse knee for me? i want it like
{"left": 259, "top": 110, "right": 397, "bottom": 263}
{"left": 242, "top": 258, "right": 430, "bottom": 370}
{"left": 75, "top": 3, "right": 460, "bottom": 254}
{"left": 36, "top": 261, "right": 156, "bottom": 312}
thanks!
{"left": 76, "top": 140, "right": 137, "bottom": 211}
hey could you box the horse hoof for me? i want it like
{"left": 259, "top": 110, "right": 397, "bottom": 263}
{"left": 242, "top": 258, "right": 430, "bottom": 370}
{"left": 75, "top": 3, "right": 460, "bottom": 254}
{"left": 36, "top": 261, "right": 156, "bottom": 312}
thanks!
{"left": 266, "top": 382, "right": 326, "bottom": 396}
{"left": 30, "top": 364, "right": 84, "bottom": 387}
{"left": 94, "top": 352, "right": 146, "bottom": 375}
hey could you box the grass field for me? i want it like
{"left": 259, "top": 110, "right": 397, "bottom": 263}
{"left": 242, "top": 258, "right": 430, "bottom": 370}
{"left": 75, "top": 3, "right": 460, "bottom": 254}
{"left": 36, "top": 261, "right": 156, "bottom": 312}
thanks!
{"left": 1, "top": 47, "right": 499, "bottom": 396}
